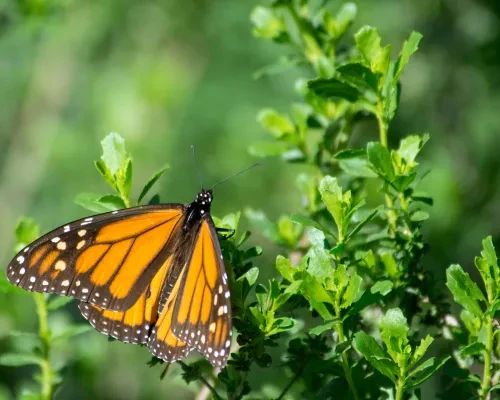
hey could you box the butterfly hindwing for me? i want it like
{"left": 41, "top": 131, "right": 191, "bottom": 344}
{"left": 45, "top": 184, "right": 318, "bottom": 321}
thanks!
{"left": 170, "top": 218, "right": 232, "bottom": 367}
{"left": 79, "top": 254, "right": 175, "bottom": 344}
{"left": 148, "top": 266, "right": 193, "bottom": 363}
{"left": 7, "top": 205, "right": 184, "bottom": 312}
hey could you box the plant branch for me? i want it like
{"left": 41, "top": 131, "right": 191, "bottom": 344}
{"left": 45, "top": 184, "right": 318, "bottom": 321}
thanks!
{"left": 376, "top": 112, "right": 398, "bottom": 237}
{"left": 334, "top": 305, "right": 359, "bottom": 400}
{"left": 479, "top": 315, "right": 494, "bottom": 400}
{"left": 178, "top": 361, "right": 222, "bottom": 400}
{"left": 277, "top": 372, "right": 302, "bottom": 400}
{"left": 34, "top": 293, "right": 54, "bottom": 400}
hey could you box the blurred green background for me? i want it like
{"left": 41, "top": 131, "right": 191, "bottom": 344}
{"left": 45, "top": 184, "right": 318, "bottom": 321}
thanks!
{"left": 1, "top": 0, "right": 500, "bottom": 398}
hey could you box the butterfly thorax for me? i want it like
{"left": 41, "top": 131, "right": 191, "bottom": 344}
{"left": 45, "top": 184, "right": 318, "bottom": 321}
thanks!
{"left": 183, "top": 189, "right": 213, "bottom": 231}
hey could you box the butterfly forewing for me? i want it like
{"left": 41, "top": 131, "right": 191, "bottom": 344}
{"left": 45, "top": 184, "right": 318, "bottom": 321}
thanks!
{"left": 170, "top": 219, "right": 232, "bottom": 367}
{"left": 7, "top": 205, "right": 184, "bottom": 311}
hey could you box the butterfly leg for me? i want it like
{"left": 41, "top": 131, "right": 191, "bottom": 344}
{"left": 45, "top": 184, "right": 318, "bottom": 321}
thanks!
{"left": 216, "top": 227, "right": 235, "bottom": 240}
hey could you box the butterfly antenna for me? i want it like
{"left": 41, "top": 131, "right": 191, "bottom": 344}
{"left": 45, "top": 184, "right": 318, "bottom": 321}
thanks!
{"left": 191, "top": 145, "right": 204, "bottom": 189}
{"left": 211, "top": 163, "right": 263, "bottom": 190}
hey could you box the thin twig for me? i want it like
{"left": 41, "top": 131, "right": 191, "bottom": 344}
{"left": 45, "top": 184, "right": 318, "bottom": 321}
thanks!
{"left": 178, "top": 361, "right": 222, "bottom": 400}
{"left": 34, "top": 294, "right": 54, "bottom": 400}
{"left": 276, "top": 373, "right": 301, "bottom": 400}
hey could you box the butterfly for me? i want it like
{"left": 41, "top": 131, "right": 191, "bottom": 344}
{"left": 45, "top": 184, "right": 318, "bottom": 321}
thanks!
{"left": 6, "top": 188, "right": 235, "bottom": 368}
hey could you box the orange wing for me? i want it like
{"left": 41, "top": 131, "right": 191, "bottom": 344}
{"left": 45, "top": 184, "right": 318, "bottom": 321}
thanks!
{"left": 7, "top": 205, "right": 184, "bottom": 311}
{"left": 147, "top": 266, "right": 193, "bottom": 362}
{"left": 79, "top": 254, "right": 190, "bottom": 361}
{"left": 168, "top": 219, "right": 232, "bottom": 367}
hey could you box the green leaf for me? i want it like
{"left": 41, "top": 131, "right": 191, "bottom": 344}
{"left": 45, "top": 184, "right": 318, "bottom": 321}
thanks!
{"left": 341, "top": 272, "right": 363, "bottom": 309}
{"left": 355, "top": 26, "right": 391, "bottom": 78}
{"left": 324, "top": 3, "right": 357, "bottom": 38}
{"left": 52, "top": 325, "right": 93, "bottom": 342}
{"left": 334, "top": 148, "right": 367, "bottom": 160}
{"left": 240, "top": 267, "right": 259, "bottom": 287}
{"left": 0, "top": 353, "right": 42, "bottom": 367}
{"left": 137, "top": 163, "right": 170, "bottom": 204}
{"left": 290, "top": 214, "right": 334, "bottom": 238}
{"left": 255, "top": 284, "right": 268, "bottom": 310}
{"left": 339, "top": 158, "right": 378, "bottom": 178}
{"left": 394, "top": 31, "right": 423, "bottom": 83}
{"left": 15, "top": 218, "right": 40, "bottom": 248}
{"left": 306, "top": 229, "right": 332, "bottom": 283}
{"left": 309, "top": 321, "right": 336, "bottom": 335}
{"left": 345, "top": 282, "right": 392, "bottom": 319}
{"left": 98, "top": 195, "right": 127, "bottom": 210}
{"left": 405, "top": 357, "right": 450, "bottom": 391}
{"left": 0, "top": 273, "right": 26, "bottom": 295}
{"left": 251, "top": 6, "right": 285, "bottom": 39}
{"left": 380, "top": 252, "right": 401, "bottom": 279}
{"left": 257, "top": 108, "right": 294, "bottom": 139}
{"left": 276, "top": 256, "right": 295, "bottom": 282}
{"left": 245, "top": 208, "right": 280, "bottom": 243}
{"left": 410, "top": 335, "right": 434, "bottom": 367}
{"left": 269, "top": 317, "right": 295, "bottom": 335}
{"left": 380, "top": 308, "right": 409, "bottom": 352}
{"left": 318, "top": 176, "right": 344, "bottom": 232}
{"left": 354, "top": 331, "right": 398, "bottom": 382}
{"left": 397, "top": 134, "right": 429, "bottom": 167}
{"left": 122, "top": 158, "right": 133, "bottom": 200}
{"left": 367, "top": 142, "right": 395, "bottom": 181}
{"left": 371, "top": 280, "right": 393, "bottom": 295}
{"left": 307, "top": 78, "right": 361, "bottom": 102}
{"left": 249, "top": 141, "right": 291, "bottom": 157}
{"left": 253, "top": 55, "right": 303, "bottom": 80}
{"left": 481, "top": 236, "right": 499, "bottom": 279}
{"left": 329, "top": 243, "right": 344, "bottom": 257}
{"left": 74, "top": 193, "right": 125, "bottom": 213}
{"left": 101, "top": 132, "right": 128, "bottom": 176}
{"left": 460, "top": 342, "right": 486, "bottom": 357}
{"left": 299, "top": 276, "right": 335, "bottom": 320}
{"left": 336, "top": 63, "right": 378, "bottom": 91}
{"left": 391, "top": 172, "right": 417, "bottom": 192}
{"left": 47, "top": 296, "right": 73, "bottom": 311}
{"left": 411, "top": 211, "right": 430, "bottom": 222}
{"left": 345, "top": 207, "right": 379, "bottom": 241}
{"left": 446, "top": 264, "right": 486, "bottom": 317}
{"left": 94, "top": 160, "right": 116, "bottom": 190}
{"left": 490, "top": 384, "right": 500, "bottom": 393}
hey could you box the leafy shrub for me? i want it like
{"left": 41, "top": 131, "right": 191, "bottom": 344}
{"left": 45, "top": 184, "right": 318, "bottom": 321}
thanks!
{"left": 1, "top": 1, "right": 498, "bottom": 399}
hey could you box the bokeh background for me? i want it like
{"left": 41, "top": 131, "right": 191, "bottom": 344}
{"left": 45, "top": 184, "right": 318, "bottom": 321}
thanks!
{"left": 1, "top": 0, "right": 500, "bottom": 398}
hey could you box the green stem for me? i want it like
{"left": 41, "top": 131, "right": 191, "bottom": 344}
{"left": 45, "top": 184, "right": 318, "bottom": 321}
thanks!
{"left": 395, "top": 376, "right": 405, "bottom": 400}
{"left": 334, "top": 306, "right": 359, "bottom": 400}
{"left": 395, "top": 360, "right": 407, "bottom": 400}
{"left": 376, "top": 112, "right": 397, "bottom": 236}
{"left": 33, "top": 294, "right": 53, "bottom": 400}
{"left": 178, "top": 361, "right": 222, "bottom": 400}
{"left": 120, "top": 193, "right": 131, "bottom": 208}
{"left": 197, "top": 375, "right": 222, "bottom": 400}
{"left": 277, "top": 373, "right": 301, "bottom": 400}
{"left": 479, "top": 315, "right": 493, "bottom": 399}
{"left": 376, "top": 106, "right": 388, "bottom": 147}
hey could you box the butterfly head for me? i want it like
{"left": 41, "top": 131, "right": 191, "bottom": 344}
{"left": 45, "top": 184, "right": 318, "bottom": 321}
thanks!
{"left": 195, "top": 189, "right": 213, "bottom": 213}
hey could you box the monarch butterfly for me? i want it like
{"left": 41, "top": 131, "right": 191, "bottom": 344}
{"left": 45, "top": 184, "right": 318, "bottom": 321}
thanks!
{"left": 6, "top": 163, "right": 258, "bottom": 368}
